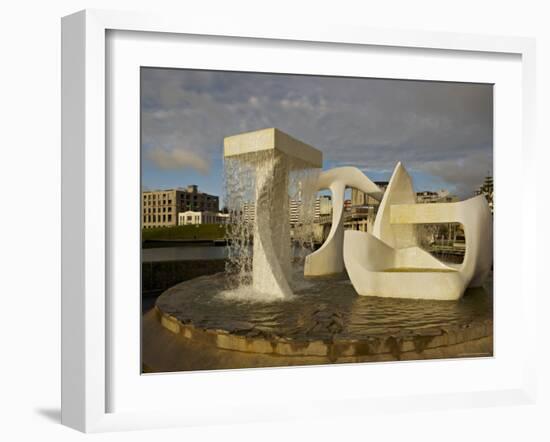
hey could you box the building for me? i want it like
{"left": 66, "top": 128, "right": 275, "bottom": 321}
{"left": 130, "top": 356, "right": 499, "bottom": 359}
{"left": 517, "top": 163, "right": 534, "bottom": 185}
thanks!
{"left": 346, "top": 181, "right": 389, "bottom": 233}
{"left": 351, "top": 181, "right": 389, "bottom": 209}
{"left": 416, "top": 189, "right": 458, "bottom": 204}
{"left": 242, "top": 202, "right": 256, "bottom": 224}
{"left": 289, "top": 199, "right": 301, "bottom": 225}
{"left": 238, "top": 196, "right": 333, "bottom": 226}
{"left": 289, "top": 195, "right": 333, "bottom": 225}
{"left": 177, "top": 211, "right": 229, "bottom": 225}
{"left": 232, "top": 195, "right": 333, "bottom": 226}
{"left": 217, "top": 213, "right": 230, "bottom": 224}
{"left": 142, "top": 185, "right": 220, "bottom": 228}
{"left": 344, "top": 199, "right": 352, "bottom": 211}
{"left": 316, "top": 195, "right": 332, "bottom": 219}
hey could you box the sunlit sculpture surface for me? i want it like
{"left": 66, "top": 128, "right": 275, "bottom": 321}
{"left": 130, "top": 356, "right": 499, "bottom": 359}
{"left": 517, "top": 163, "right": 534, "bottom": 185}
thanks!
{"left": 343, "top": 163, "right": 493, "bottom": 300}
{"left": 304, "top": 167, "right": 382, "bottom": 276}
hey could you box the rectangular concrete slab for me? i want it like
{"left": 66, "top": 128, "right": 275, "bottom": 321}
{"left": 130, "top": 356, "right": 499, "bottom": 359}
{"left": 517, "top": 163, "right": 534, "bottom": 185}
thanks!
{"left": 390, "top": 202, "right": 460, "bottom": 224}
{"left": 224, "top": 128, "right": 323, "bottom": 167}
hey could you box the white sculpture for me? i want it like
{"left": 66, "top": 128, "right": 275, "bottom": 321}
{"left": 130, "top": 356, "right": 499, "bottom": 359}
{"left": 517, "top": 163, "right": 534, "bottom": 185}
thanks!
{"left": 304, "top": 167, "right": 382, "bottom": 276}
{"left": 224, "top": 128, "right": 492, "bottom": 301}
{"left": 372, "top": 162, "right": 418, "bottom": 249}
{"left": 224, "top": 128, "right": 322, "bottom": 298}
{"left": 343, "top": 163, "right": 493, "bottom": 300}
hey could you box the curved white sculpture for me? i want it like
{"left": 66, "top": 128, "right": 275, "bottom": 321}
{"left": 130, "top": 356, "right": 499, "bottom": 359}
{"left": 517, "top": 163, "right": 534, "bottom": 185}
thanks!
{"left": 251, "top": 153, "right": 293, "bottom": 298}
{"left": 343, "top": 163, "right": 493, "bottom": 300}
{"left": 304, "top": 167, "right": 382, "bottom": 276}
{"left": 372, "top": 162, "right": 418, "bottom": 249}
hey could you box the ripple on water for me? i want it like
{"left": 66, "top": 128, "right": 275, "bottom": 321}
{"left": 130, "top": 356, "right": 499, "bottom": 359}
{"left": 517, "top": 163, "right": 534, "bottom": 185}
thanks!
{"left": 156, "top": 268, "right": 493, "bottom": 341}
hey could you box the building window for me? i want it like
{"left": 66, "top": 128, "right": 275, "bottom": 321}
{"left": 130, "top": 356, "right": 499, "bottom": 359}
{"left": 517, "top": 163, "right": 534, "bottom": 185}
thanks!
{"left": 167, "top": 214, "right": 172, "bottom": 222}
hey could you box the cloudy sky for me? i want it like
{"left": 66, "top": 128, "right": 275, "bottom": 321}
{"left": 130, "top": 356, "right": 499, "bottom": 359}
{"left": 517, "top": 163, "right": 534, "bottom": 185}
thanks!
{"left": 141, "top": 68, "right": 493, "bottom": 200}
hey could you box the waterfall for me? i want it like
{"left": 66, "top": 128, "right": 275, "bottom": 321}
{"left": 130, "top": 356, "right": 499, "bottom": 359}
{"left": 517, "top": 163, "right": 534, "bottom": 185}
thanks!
{"left": 223, "top": 150, "right": 320, "bottom": 300}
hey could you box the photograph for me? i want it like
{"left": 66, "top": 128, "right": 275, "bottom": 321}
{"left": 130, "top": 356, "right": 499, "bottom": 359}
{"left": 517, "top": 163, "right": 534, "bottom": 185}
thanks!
{"left": 140, "top": 67, "right": 494, "bottom": 373}
{"left": 3, "top": 0, "right": 543, "bottom": 438}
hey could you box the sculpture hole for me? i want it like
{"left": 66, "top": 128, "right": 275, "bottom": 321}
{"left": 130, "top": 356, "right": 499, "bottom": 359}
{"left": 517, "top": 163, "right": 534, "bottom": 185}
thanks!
{"left": 416, "top": 222, "right": 465, "bottom": 264}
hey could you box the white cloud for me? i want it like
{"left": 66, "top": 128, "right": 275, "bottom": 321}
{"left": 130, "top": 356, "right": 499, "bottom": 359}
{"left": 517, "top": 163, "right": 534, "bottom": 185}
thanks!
{"left": 147, "top": 146, "right": 210, "bottom": 174}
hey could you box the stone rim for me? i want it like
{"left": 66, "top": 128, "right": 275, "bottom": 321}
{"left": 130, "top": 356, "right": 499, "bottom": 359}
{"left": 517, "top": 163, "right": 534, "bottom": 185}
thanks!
{"left": 155, "top": 306, "right": 493, "bottom": 361}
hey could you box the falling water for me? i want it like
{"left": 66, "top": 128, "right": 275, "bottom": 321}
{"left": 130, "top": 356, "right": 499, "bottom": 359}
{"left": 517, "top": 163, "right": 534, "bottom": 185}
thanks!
{"left": 288, "top": 164, "right": 320, "bottom": 263}
{"left": 223, "top": 150, "right": 320, "bottom": 300}
{"left": 223, "top": 151, "right": 258, "bottom": 290}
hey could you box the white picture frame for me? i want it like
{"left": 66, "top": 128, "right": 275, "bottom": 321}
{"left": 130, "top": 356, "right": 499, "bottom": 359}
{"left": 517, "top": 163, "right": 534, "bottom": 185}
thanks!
{"left": 61, "top": 9, "right": 537, "bottom": 433}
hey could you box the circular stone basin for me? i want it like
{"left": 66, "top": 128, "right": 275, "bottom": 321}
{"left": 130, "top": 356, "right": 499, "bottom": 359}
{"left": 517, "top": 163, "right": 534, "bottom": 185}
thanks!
{"left": 382, "top": 267, "right": 457, "bottom": 272}
{"left": 155, "top": 268, "right": 493, "bottom": 361}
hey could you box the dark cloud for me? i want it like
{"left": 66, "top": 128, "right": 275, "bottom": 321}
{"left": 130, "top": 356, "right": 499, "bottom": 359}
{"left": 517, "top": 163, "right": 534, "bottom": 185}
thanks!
{"left": 141, "top": 68, "right": 492, "bottom": 197}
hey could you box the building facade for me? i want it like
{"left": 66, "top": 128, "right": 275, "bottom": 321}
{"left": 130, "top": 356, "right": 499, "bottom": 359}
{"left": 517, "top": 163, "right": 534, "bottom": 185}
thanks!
{"left": 288, "top": 195, "right": 333, "bottom": 225}
{"left": 346, "top": 181, "right": 389, "bottom": 233}
{"left": 351, "top": 181, "right": 389, "bottom": 209}
{"left": 142, "top": 185, "right": 220, "bottom": 228}
{"left": 316, "top": 195, "right": 332, "bottom": 219}
{"left": 416, "top": 189, "right": 458, "bottom": 204}
{"left": 177, "top": 211, "right": 229, "bottom": 225}
{"left": 231, "top": 195, "right": 333, "bottom": 226}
